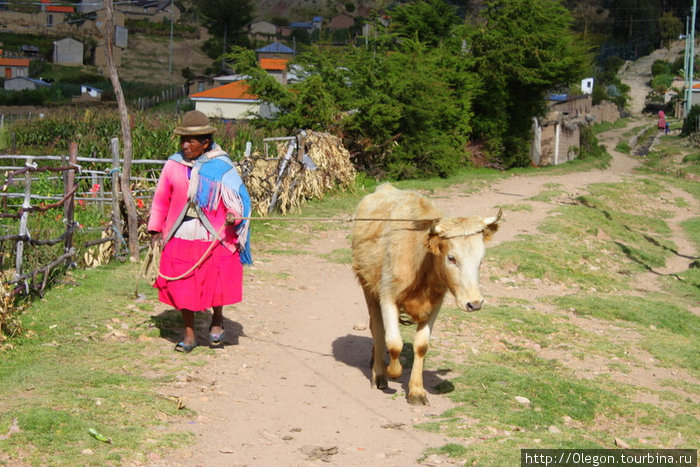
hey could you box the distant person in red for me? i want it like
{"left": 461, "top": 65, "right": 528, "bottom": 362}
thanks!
{"left": 658, "top": 110, "right": 666, "bottom": 131}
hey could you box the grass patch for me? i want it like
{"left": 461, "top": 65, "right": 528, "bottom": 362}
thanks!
{"left": 591, "top": 119, "right": 630, "bottom": 135}
{"left": 615, "top": 141, "right": 631, "bottom": 153}
{"left": 319, "top": 248, "right": 353, "bottom": 264}
{"left": 552, "top": 294, "right": 699, "bottom": 337}
{"left": 681, "top": 217, "right": 700, "bottom": 250}
{"left": 529, "top": 189, "right": 565, "bottom": 202}
{"left": 0, "top": 262, "right": 199, "bottom": 466}
{"left": 499, "top": 203, "right": 533, "bottom": 212}
{"left": 492, "top": 177, "right": 683, "bottom": 291}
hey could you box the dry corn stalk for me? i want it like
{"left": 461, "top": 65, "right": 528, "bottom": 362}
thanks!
{"left": 0, "top": 279, "right": 21, "bottom": 345}
{"left": 83, "top": 229, "right": 115, "bottom": 268}
{"left": 242, "top": 131, "right": 355, "bottom": 214}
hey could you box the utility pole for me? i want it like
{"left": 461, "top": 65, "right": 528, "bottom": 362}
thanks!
{"left": 685, "top": 0, "right": 697, "bottom": 116}
{"left": 169, "top": 0, "right": 174, "bottom": 74}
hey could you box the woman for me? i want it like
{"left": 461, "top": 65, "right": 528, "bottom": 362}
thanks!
{"left": 148, "top": 110, "right": 252, "bottom": 352}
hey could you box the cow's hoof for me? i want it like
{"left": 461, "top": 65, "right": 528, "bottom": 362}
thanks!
{"left": 373, "top": 375, "right": 388, "bottom": 389}
{"left": 407, "top": 392, "right": 429, "bottom": 405}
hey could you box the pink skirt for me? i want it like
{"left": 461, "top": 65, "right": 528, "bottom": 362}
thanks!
{"left": 154, "top": 237, "right": 243, "bottom": 311}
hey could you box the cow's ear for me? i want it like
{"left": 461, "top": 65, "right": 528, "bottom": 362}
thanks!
{"left": 425, "top": 234, "right": 444, "bottom": 255}
{"left": 483, "top": 222, "right": 499, "bottom": 241}
{"left": 483, "top": 209, "right": 502, "bottom": 242}
{"left": 425, "top": 223, "right": 445, "bottom": 255}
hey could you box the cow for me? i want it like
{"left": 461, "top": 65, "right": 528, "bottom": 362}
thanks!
{"left": 351, "top": 183, "right": 501, "bottom": 405}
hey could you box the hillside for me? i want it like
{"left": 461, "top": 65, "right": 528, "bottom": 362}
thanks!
{"left": 251, "top": 0, "right": 377, "bottom": 22}
{"left": 119, "top": 29, "right": 214, "bottom": 85}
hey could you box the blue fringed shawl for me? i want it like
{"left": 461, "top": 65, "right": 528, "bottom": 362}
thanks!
{"left": 170, "top": 146, "right": 252, "bottom": 265}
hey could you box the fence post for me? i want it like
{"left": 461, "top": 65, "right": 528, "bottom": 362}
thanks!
{"left": 13, "top": 157, "right": 32, "bottom": 281}
{"left": 64, "top": 143, "right": 78, "bottom": 261}
{"left": 110, "top": 138, "right": 122, "bottom": 258}
{"left": 268, "top": 140, "right": 297, "bottom": 214}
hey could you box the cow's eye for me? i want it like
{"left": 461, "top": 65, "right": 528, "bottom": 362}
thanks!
{"left": 447, "top": 254, "right": 456, "bottom": 264}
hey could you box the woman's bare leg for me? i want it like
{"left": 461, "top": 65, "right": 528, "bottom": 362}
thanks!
{"left": 210, "top": 306, "right": 224, "bottom": 336}
{"left": 180, "top": 309, "right": 196, "bottom": 346}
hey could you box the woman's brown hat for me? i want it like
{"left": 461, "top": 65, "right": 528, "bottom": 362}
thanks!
{"left": 174, "top": 110, "right": 217, "bottom": 136}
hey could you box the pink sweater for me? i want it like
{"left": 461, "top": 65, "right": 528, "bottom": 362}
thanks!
{"left": 147, "top": 159, "right": 242, "bottom": 253}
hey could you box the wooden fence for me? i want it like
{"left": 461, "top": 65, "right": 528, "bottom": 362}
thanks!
{"left": 0, "top": 138, "right": 165, "bottom": 296}
{"left": 132, "top": 85, "right": 187, "bottom": 111}
{"left": 0, "top": 133, "right": 317, "bottom": 297}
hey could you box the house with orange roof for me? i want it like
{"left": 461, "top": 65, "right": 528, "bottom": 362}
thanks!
{"left": 189, "top": 81, "right": 277, "bottom": 120}
{"left": 0, "top": 58, "right": 30, "bottom": 79}
{"left": 40, "top": 0, "right": 75, "bottom": 27}
{"left": 259, "top": 58, "right": 289, "bottom": 85}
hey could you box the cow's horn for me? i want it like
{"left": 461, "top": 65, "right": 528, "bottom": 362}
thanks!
{"left": 430, "top": 223, "right": 443, "bottom": 235}
{"left": 484, "top": 208, "right": 503, "bottom": 226}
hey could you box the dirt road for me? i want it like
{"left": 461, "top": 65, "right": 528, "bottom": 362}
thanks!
{"left": 150, "top": 120, "right": 696, "bottom": 467}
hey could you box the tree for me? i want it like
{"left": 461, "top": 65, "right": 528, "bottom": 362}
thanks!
{"left": 104, "top": 0, "right": 139, "bottom": 261}
{"left": 658, "top": 12, "right": 682, "bottom": 50}
{"left": 227, "top": 34, "right": 480, "bottom": 179}
{"left": 389, "top": 0, "right": 461, "bottom": 47}
{"left": 466, "top": 0, "right": 589, "bottom": 167}
{"left": 607, "top": 0, "right": 660, "bottom": 58}
{"left": 196, "top": 0, "right": 254, "bottom": 69}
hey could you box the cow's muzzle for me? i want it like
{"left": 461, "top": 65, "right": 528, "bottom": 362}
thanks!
{"left": 466, "top": 300, "right": 483, "bottom": 312}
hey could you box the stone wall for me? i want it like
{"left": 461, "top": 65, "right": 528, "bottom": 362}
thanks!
{"left": 539, "top": 121, "right": 581, "bottom": 166}
{"left": 590, "top": 101, "right": 620, "bottom": 124}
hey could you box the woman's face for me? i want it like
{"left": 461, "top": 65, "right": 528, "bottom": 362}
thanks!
{"left": 180, "top": 136, "right": 209, "bottom": 160}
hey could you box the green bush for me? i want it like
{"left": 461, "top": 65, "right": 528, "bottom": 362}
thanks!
{"left": 651, "top": 59, "right": 671, "bottom": 76}
{"left": 604, "top": 56, "right": 625, "bottom": 74}
{"left": 579, "top": 125, "right": 607, "bottom": 160}
{"left": 681, "top": 105, "right": 700, "bottom": 136}
{"left": 651, "top": 73, "right": 674, "bottom": 92}
{"left": 0, "top": 88, "right": 49, "bottom": 106}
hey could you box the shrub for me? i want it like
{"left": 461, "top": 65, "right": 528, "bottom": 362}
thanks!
{"left": 604, "top": 56, "right": 625, "bottom": 74}
{"left": 651, "top": 60, "right": 671, "bottom": 77}
{"left": 651, "top": 73, "right": 674, "bottom": 92}
{"left": 681, "top": 105, "right": 700, "bottom": 136}
{"left": 579, "top": 125, "right": 607, "bottom": 160}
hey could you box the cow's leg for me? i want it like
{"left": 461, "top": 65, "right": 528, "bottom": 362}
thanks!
{"left": 407, "top": 300, "right": 442, "bottom": 405}
{"left": 363, "top": 287, "right": 387, "bottom": 389}
{"left": 380, "top": 297, "right": 403, "bottom": 380}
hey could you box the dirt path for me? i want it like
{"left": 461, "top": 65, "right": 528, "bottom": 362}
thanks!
{"left": 149, "top": 120, "right": 697, "bottom": 467}
{"left": 618, "top": 39, "right": 686, "bottom": 115}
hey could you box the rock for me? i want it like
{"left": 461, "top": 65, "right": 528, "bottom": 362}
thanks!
{"left": 548, "top": 425, "right": 561, "bottom": 434}
{"left": 514, "top": 396, "right": 531, "bottom": 406}
{"left": 353, "top": 322, "right": 367, "bottom": 331}
{"left": 81, "top": 449, "right": 94, "bottom": 455}
{"left": 614, "top": 437, "right": 630, "bottom": 448}
{"left": 300, "top": 445, "right": 339, "bottom": 462}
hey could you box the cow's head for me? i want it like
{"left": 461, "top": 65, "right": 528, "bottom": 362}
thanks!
{"left": 424, "top": 209, "right": 501, "bottom": 312}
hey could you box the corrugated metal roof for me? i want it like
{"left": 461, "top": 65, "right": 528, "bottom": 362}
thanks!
{"left": 0, "top": 58, "right": 30, "bottom": 67}
{"left": 190, "top": 81, "right": 258, "bottom": 100}
{"left": 256, "top": 42, "right": 294, "bottom": 54}
{"left": 259, "top": 58, "right": 288, "bottom": 71}
{"left": 290, "top": 22, "right": 313, "bottom": 29}
{"left": 7, "top": 76, "right": 51, "bottom": 87}
{"left": 47, "top": 5, "right": 75, "bottom": 12}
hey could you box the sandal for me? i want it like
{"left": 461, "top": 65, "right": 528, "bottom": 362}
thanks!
{"left": 208, "top": 328, "right": 225, "bottom": 347}
{"left": 174, "top": 341, "right": 197, "bottom": 353}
